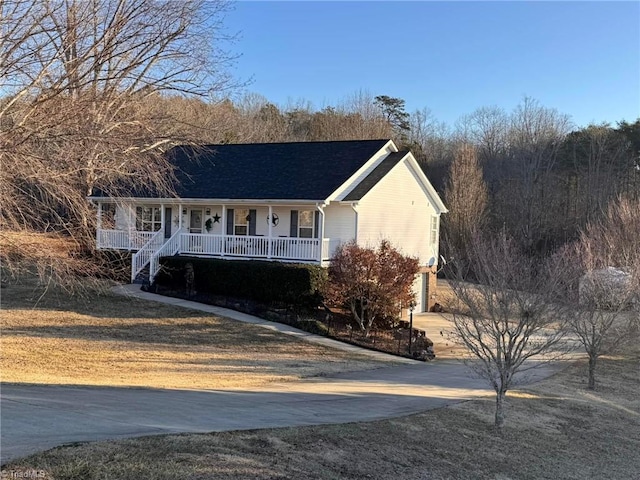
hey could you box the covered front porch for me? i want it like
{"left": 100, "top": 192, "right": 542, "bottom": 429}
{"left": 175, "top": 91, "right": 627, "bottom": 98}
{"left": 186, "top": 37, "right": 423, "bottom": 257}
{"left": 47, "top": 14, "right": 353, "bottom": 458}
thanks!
{"left": 95, "top": 201, "right": 343, "bottom": 281}
{"left": 98, "top": 229, "right": 335, "bottom": 261}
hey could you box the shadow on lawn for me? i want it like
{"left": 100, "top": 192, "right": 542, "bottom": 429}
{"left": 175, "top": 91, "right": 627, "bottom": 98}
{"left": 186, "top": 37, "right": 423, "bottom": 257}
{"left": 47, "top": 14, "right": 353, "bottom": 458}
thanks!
{"left": 2, "top": 320, "right": 306, "bottom": 347}
{"left": 2, "top": 281, "right": 206, "bottom": 319}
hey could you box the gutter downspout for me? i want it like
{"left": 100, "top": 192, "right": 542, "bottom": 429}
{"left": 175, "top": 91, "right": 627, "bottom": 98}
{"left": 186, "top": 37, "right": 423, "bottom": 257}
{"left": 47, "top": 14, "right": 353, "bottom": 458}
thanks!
{"left": 351, "top": 203, "right": 359, "bottom": 244}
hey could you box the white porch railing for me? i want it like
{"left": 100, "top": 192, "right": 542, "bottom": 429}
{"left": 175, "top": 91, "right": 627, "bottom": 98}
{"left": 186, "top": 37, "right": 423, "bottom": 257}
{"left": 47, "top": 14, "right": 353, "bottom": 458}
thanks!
{"left": 225, "top": 235, "right": 270, "bottom": 257}
{"left": 178, "top": 234, "right": 321, "bottom": 261}
{"left": 97, "top": 229, "right": 156, "bottom": 250}
{"left": 131, "top": 230, "right": 164, "bottom": 281}
{"left": 271, "top": 237, "right": 318, "bottom": 260}
{"left": 180, "top": 233, "right": 224, "bottom": 256}
{"left": 99, "top": 229, "right": 346, "bottom": 281}
{"left": 150, "top": 228, "right": 184, "bottom": 281}
{"left": 321, "top": 238, "right": 342, "bottom": 261}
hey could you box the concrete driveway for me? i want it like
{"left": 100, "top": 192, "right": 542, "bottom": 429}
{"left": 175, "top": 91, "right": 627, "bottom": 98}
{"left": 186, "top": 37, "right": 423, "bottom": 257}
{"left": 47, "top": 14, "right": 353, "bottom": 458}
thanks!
{"left": 1, "top": 359, "right": 565, "bottom": 463}
{"left": 0, "top": 286, "right": 565, "bottom": 463}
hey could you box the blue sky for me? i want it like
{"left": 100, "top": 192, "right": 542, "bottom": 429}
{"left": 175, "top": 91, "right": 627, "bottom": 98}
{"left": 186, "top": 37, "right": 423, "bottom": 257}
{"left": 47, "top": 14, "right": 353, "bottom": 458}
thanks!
{"left": 225, "top": 1, "right": 640, "bottom": 129}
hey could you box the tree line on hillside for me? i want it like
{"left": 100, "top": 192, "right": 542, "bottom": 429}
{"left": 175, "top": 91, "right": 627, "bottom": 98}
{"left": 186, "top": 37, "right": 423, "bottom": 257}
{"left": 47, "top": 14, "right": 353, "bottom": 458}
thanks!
{"left": 1, "top": 0, "right": 639, "bottom": 282}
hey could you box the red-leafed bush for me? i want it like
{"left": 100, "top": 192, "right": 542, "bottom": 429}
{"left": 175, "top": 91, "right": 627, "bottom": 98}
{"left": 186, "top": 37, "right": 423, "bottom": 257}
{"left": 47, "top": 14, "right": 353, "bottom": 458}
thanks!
{"left": 326, "top": 240, "right": 419, "bottom": 334}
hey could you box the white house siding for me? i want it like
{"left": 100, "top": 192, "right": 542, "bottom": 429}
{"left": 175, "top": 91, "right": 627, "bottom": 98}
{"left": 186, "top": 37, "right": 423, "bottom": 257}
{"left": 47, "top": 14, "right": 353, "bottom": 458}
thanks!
{"left": 254, "top": 206, "right": 302, "bottom": 237}
{"left": 179, "top": 205, "right": 319, "bottom": 237}
{"left": 323, "top": 203, "right": 356, "bottom": 245}
{"left": 355, "top": 159, "right": 440, "bottom": 267}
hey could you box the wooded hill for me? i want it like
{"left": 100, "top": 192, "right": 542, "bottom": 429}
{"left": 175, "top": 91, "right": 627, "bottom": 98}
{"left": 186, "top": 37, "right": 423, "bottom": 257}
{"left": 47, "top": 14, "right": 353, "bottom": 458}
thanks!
{"left": 1, "top": 0, "right": 638, "bottom": 284}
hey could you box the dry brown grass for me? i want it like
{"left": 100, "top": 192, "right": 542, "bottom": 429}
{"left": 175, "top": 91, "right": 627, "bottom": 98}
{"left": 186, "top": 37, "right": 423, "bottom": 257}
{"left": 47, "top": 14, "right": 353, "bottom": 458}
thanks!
{"left": 1, "top": 280, "right": 386, "bottom": 390}
{"left": 0, "top": 232, "right": 103, "bottom": 290}
{"left": 5, "top": 344, "right": 639, "bottom": 479}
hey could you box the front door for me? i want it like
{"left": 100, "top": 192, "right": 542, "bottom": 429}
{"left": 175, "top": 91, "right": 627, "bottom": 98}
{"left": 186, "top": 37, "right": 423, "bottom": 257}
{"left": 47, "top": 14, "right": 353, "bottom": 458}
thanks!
{"left": 164, "top": 207, "right": 172, "bottom": 238}
{"left": 190, "top": 209, "right": 203, "bottom": 234}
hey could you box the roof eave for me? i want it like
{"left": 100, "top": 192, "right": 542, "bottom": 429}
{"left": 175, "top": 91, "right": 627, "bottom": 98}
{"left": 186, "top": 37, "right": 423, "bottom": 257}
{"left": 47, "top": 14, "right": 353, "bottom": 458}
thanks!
{"left": 88, "top": 196, "right": 325, "bottom": 205}
{"left": 326, "top": 139, "right": 398, "bottom": 202}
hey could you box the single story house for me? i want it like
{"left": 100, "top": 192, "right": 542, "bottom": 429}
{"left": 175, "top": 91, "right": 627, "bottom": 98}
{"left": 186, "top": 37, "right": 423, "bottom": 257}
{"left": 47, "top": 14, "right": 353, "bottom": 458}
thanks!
{"left": 90, "top": 139, "right": 448, "bottom": 312}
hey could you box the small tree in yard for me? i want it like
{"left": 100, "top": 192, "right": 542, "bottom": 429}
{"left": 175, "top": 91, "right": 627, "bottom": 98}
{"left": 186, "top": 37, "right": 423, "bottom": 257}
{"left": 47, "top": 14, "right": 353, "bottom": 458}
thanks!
{"left": 326, "top": 241, "right": 419, "bottom": 334}
{"left": 446, "top": 233, "right": 569, "bottom": 428}
{"left": 559, "top": 196, "right": 640, "bottom": 390}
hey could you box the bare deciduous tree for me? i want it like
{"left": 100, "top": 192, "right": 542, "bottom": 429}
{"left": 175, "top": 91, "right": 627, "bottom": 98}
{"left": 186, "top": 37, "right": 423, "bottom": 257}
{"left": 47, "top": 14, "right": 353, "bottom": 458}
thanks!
{"left": 558, "top": 196, "right": 640, "bottom": 389}
{"left": 446, "top": 233, "right": 569, "bottom": 428}
{"left": 442, "top": 143, "right": 488, "bottom": 276}
{"left": 494, "top": 97, "right": 572, "bottom": 253}
{"left": 455, "top": 106, "right": 509, "bottom": 164}
{"left": 0, "top": 0, "right": 237, "bottom": 284}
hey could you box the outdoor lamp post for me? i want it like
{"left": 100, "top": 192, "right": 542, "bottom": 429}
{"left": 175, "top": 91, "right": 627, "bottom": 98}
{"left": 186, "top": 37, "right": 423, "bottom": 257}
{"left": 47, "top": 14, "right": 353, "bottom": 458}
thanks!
{"left": 409, "top": 300, "right": 416, "bottom": 356}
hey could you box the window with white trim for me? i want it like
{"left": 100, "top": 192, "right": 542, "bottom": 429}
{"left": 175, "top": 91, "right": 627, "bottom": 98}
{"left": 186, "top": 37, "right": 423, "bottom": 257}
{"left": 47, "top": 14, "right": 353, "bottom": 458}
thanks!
{"left": 234, "top": 208, "right": 249, "bottom": 236}
{"left": 136, "top": 206, "right": 161, "bottom": 232}
{"left": 430, "top": 215, "right": 439, "bottom": 245}
{"left": 298, "top": 210, "right": 315, "bottom": 238}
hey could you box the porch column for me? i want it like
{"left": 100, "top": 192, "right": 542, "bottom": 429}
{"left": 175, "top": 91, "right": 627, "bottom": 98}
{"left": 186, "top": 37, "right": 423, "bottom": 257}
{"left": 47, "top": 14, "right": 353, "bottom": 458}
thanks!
{"left": 178, "top": 204, "right": 183, "bottom": 230}
{"left": 221, "top": 205, "right": 226, "bottom": 256}
{"left": 96, "top": 203, "right": 102, "bottom": 248}
{"left": 129, "top": 205, "right": 134, "bottom": 250}
{"left": 316, "top": 204, "right": 325, "bottom": 263}
{"left": 268, "top": 205, "right": 273, "bottom": 259}
{"left": 160, "top": 203, "right": 165, "bottom": 235}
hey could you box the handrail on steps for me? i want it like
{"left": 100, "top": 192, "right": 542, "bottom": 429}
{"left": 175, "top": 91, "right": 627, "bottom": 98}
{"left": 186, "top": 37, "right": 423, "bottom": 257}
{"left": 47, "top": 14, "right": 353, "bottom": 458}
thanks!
{"left": 130, "top": 230, "right": 164, "bottom": 282}
{"left": 149, "top": 228, "right": 184, "bottom": 283}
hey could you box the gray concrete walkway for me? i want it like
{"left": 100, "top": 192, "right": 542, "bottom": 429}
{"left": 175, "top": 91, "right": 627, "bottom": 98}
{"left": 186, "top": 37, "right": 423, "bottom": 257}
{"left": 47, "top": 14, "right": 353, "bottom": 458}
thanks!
{"left": 111, "top": 284, "right": 418, "bottom": 364}
{"left": 0, "top": 285, "right": 568, "bottom": 464}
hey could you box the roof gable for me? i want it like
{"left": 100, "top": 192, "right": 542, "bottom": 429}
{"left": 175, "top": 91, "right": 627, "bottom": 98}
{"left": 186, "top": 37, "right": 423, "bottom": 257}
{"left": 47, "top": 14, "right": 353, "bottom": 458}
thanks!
{"left": 342, "top": 151, "right": 448, "bottom": 214}
{"left": 342, "top": 151, "right": 408, "bottom": 201}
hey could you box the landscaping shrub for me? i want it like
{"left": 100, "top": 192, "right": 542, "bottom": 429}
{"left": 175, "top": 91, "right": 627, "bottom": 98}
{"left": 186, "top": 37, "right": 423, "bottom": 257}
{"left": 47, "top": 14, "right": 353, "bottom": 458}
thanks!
{"left": 155, "top": 257, "right": 327, "bottom": 308}
{"left": 326, "top": 240, "right": 419, "bottom": 334}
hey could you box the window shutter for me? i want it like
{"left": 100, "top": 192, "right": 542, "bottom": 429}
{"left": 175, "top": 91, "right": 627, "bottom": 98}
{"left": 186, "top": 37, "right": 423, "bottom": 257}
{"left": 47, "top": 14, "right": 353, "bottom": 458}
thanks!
{"left": 290, "top": 210, "right": 298, "bottom": 237}
{"left": 226, "top": 208, "right": 234, "bottom": 235}
{"left": 249, "top": 209, "right": 257, "bottom": 236}
{"left": 313, "top": 211, "right": 319, "bottom": 238}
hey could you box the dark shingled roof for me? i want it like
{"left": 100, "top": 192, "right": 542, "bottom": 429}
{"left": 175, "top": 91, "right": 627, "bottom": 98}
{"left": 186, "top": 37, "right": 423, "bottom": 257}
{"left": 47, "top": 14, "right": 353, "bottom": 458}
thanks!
{"left": 343, "top": 151, "right": 407, "bottom": 201}
{"left": 96, "top": 139, "right": 391, "bottom": 201}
